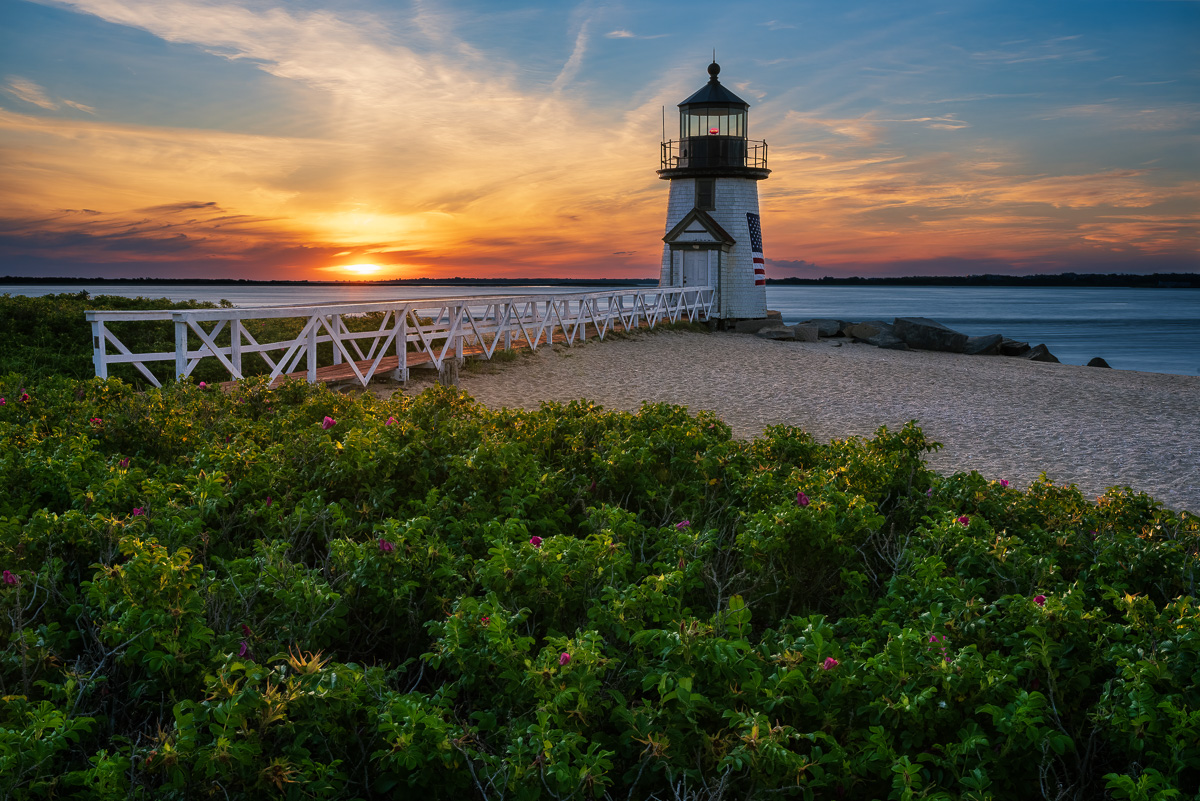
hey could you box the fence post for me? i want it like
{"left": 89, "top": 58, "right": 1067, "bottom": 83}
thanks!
{"left": 90, "top": 318, "right": 108, "bottom": 379}
{"left": 175, "top": 319, "right": 187, "bottom": 381}
{"left": 502, "top": 302, "right": 512, "bottom": 351}
{"left": 393, "top": 311, "right": 408, "bottom": 383}
{"left": 455, "top": 304, "right": 464, "bottom": 364}
{"left": 331, "top": 315, "right": 342, "bottom": 364}
{"left": 307, "top": 317, "right": 318, "bottom": 383}
{"left": 231, "top": 318, "right": 243, "bottom": 378}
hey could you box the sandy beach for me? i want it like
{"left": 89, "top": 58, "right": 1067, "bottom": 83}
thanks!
{"left": 418, "top": 329, "right": 1199, "bottom": 514}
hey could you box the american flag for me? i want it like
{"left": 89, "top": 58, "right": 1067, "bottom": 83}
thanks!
{"left": 747, "top": 213, "right": 766, "bottom": 286}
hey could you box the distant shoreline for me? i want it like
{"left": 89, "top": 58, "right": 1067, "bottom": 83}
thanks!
{"left": 1, "top": 272, "right": 1196, "bottom": 289}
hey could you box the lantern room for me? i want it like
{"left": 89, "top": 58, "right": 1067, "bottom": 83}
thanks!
{"left": 660, "top": 62, "right": 768, "bottom": 177}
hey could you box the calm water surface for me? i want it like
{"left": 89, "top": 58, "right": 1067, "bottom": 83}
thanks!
{"left": 4, "top": 283, "right": 1197, "bottom": 376}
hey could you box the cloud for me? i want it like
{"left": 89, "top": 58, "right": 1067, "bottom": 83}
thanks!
{"left": 1040, "top": 102, "right": 1200, "bottom": 132}
{"left": 759, "top": 20, "right": 796, "bottom": 31}
{"left": 605, "top": 29, "right": 667, "bottom": 40}
{"left": 968, "top": 36, "right": 1099, "bottom": 65}
{"left": 3, "top": 76, "right": 59, "bottom": 110}
{"left": 552, "top": 17, "right": 590, "bottom": 92}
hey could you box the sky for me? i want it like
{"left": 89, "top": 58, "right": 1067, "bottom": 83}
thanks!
{"left": 0, "top": 0, "right": 1197, "bottom": 281}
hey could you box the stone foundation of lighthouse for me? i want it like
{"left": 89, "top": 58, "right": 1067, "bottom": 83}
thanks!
{"left": 659, "top": 177, "right": 766, "bottom": 320}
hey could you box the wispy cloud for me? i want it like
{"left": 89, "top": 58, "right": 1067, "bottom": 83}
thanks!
{"left": 552, "top": 17, "right": 590, "bottom": 92}
{"left": 968, "top": 35, "right": 1099, "bottom": 65}
{"left": 605, "top": 29, "right": 667, "bottom": 40}
{"left": 3, "top": 77, "right": 58, "bottom": 110}
{"left": 3, "top": 76, "right": 95, "bottom": 114}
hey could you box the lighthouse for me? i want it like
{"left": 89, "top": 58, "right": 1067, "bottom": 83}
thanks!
{"left": 658, "top": 61, "right": 770, "bottom": 321}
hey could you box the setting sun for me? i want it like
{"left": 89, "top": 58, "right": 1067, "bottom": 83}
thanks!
{"left": 339, "top": 264, "right": 383, "bottom": 276}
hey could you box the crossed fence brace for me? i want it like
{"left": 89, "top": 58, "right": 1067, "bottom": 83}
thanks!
{"left": 86, "top": 287, "right": 714, "bottom": 388}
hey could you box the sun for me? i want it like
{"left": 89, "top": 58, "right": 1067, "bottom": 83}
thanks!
{"left": 339, "top": 263, "right": 383, "bottom": 276}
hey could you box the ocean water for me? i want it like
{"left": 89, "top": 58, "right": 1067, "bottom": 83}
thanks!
{"left": 766, "top": 286, "right": 1199, "bottom": 377}
{"left": 3, "top": 282, "right": 1197, "bottom": 376}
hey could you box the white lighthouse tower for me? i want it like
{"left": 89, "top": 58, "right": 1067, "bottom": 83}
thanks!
{"left": 659, "top": 61, "right": 770, "bottom": 321}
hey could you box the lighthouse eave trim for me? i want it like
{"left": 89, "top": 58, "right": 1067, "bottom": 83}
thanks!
{"left": 657, "top": 167, "right": 770, "bottom": 181}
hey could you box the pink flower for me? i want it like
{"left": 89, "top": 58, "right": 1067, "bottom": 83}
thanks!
{"left": 529, "top": 536, "right": 543, "bottom": 549}
{"left": 378, "top": 538, "right": 395, "bottom": 553}
{"left": 676, "top": 520, "right": 690, "bottom": 530}
{"left": 926, "top": 487, "right": 933, "bottom": 497}
{"left": 796, "top": 491, "right": 810, "bottom": 507}
{"left": 2, "top": 570, "right": 18, "bottom": 586}
{"left": 480, "top": 616, "right": 490, "bottom": 626}
{"left": 822, "top": 657, "right": 839, "bottom": 670}
{"left": 0, "top": 398, "right": 5, "bottom": 406}
{"left": 1000, "top": 480, "right": 1009, "bottom": 488}
{"left": 89, "top": 417, "right": 102, "bottom": 426}
{"left": 198, "top": 382, "right": 207, "bottom": 389}
{"left": 957, "top": 515, "right": 970, "bottom": 527}
{"left": 18, "top": 392, "right": 29, "bottom": 403}
{"left": 559, "top": 652, "right": 571, "bottom": 666}
{"left": 929, "top": 634, "right": 941, "bottom": 643}
{"left": 265, "top": 496, "right": 273, "bottom": 507}
{"left": 241, "top": 624, "right": 252, "bottom": 637}
{"left": 238, "top": 641, "right": 251, "bottom": 659}
{"left": 321, "top": 416, "right": 336, "bottom": 430}
{"left": 385, "top": 416, "right": 397, "bottom": 426}
{"left": 118, "top": 458, "right": 129, "bottom": 469}
{"left": 1034, "top": 594, "right": 1046, "bottom": 606}
{"left": 131, "top": 507, "right": 145, "bottom": 516}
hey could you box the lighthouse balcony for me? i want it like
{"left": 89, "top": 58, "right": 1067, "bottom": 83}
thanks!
{"left": 658, "top": 137, "right": 769, "bottom": 179}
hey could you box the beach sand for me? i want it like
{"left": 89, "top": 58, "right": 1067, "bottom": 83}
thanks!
{"left": 397, "top": 330, "right": 1200, "bottom": 513}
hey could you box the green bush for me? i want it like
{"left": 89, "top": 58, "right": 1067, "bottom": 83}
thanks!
{"left": 0, "top": 373, "right": 1196, "bottom": 799}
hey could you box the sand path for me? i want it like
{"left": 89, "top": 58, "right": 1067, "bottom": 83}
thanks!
{"left": 399, "top": 330, "right": 1199, "bottom": 513}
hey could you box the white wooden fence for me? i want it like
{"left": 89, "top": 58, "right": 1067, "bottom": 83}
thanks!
{"left": 85, "top": 286, "right": 714, "bottom": 388}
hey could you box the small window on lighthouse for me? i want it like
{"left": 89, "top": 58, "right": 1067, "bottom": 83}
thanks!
{"left": 696, "top": 179, "right": 715, "bottom": 210}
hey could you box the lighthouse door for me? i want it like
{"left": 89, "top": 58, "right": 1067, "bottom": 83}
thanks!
{"left": 682, "top": 250, "right": 708, "bottom": 287}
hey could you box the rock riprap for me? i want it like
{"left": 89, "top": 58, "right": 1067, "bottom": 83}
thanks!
{"left": 792, "top": 316, "right": 1065, "bottom": 364}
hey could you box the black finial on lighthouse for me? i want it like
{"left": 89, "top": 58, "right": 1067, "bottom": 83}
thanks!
{"left": 708, "top": 61, "right": 720, "bottom": 79}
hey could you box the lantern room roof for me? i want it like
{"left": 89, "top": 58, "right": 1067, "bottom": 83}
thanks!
{"left": 678, "top": 62, "right": 749, "bottom": 109}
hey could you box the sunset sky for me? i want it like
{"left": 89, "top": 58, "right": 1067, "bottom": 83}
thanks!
{"left": 1, "top": 0, "right": 1197, "bottom": 280}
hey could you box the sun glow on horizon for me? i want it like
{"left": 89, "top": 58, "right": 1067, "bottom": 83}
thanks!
{"left": 338, "top": 263, "right": 383, "bottom": 276}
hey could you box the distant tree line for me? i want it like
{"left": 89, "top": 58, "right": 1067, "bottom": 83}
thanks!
{"left": 766, "top": 272, "right": 1199, "bottom": 288}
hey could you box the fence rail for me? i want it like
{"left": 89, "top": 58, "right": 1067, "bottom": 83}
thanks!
{"left": 85, "top": 286, "right": 714, "bottom": 388}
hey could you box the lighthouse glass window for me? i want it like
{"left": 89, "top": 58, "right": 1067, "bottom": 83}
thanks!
{"left": 683, "top": 106, "right": 745, "bottom": 138}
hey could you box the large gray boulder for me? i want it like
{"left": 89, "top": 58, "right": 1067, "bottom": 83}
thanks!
{"left": 844, "top": 320, "right": 892, "bottom": 341}
{"left": 755, "top": 325, "right": 796, "bottom": 341}
{"left": 734, "top": 318, "right": 776, "bottom": 334}
{"left": 965, "top": 333, "right": 1004, "bottom": 355}
{"left": 1026, "top": 344, "right": 1059, "bottom": 363}
{"left": 797, "top": 318, "right": 846, "bottom": 338}
{"left": 999, "top": 338, "right": 1031, "bottom": 357}
{"left": 846, "top": 321, "right": 909, "bottom": 350}
{"left": 893, "top": 317, "right": 968, "bottom": 353}
{"left": 873, "top": 334, "right": 910, "bottom": 350}
{"left": 792, "top": 324, "right": 820, "bottom": 342}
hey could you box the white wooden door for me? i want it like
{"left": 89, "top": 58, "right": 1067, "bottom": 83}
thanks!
{"left": 682, "top": 250, "right": 707, "bottom": 286}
